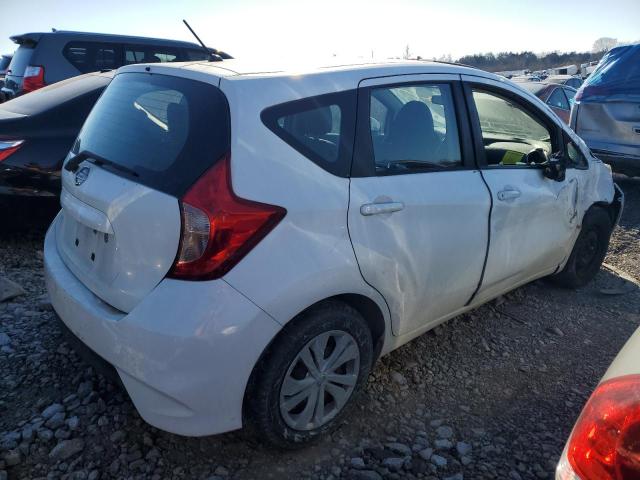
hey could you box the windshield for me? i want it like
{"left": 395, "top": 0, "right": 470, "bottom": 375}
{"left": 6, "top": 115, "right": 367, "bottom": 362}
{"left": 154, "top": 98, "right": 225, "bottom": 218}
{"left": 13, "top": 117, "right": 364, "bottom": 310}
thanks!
{"left": 70, "top": 72, "right": 230, "bottom": 197}
{"left": 579, "top": 44, "right": 640, "bottom": 101}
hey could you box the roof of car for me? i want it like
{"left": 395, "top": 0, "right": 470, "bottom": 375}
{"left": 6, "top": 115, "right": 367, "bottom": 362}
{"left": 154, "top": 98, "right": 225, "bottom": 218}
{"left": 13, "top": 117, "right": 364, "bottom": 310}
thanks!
{"left": 518, "top": 82, "right": 551, "bottom": 95}
{"left": 9, "top": 30, "right": 204, "bottom": 49}
{"left": 129, "top": 58, "right": 496, "bottom": 81}
{"left": 0, "top": 70, "right": 113, "bottom": 117}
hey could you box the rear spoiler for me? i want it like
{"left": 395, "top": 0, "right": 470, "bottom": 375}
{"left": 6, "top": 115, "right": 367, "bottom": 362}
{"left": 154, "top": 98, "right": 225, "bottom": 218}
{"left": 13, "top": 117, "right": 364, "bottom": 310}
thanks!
{"left": 9, "top": 33, "right": 43, "bottom": 47}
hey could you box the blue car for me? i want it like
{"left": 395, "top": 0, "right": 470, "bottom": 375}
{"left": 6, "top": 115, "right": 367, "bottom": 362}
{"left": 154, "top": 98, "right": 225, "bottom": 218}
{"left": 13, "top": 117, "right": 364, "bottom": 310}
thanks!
{"left": 571, "top": 43, "right": 640, "bottom": 177}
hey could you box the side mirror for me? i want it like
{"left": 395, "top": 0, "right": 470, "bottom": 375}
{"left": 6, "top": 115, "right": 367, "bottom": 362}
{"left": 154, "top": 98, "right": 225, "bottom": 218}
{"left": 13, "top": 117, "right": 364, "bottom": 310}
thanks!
{"left": 543, "top": 155, "right": 566, "bottom": 182}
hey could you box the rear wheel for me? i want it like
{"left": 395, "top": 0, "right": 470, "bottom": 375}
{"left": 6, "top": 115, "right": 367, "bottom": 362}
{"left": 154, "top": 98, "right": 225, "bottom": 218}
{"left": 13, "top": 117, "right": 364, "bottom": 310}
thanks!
{"left": 244, "top": 301, "right": 373, "bottom": 449}
{"left": 552, "top": 207, "right": 612, "bottom": 288}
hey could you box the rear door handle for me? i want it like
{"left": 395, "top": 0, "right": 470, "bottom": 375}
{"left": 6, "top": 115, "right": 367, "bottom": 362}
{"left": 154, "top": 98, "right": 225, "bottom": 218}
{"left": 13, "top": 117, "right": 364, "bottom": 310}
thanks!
{"left": 360, "top": 202, "right": 404, "bottom": 216}
{"left": 497, "top": 188, "right": 521, "bottom": 201}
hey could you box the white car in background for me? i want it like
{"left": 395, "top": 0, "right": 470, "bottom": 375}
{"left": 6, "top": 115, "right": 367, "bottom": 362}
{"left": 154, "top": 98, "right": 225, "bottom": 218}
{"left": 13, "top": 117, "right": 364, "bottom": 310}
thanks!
{"left": 556, "top": 326, "right": 640, "bottom": 479}
{"left": 45, "top": 59, "right": 623, "bottom": 448}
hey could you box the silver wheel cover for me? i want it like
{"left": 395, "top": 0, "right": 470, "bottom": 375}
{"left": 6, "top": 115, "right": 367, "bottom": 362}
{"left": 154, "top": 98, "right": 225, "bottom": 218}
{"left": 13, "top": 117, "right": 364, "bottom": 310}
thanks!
{"left": 279, "top": 330, "right": 360, "bottom": 431}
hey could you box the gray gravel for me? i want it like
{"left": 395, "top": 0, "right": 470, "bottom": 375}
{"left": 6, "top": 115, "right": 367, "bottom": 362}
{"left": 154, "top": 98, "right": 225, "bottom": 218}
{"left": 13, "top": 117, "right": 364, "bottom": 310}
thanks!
{"left": 1, "top": 176, "right": 639, "bottom": 480}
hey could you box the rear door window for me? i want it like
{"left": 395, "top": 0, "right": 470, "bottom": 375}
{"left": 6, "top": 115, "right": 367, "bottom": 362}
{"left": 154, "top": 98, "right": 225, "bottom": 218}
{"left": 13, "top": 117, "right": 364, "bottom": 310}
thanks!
{"left": 124, "top": 45, "right": 182, "bottom": 64}
{"left": 261, "top": 91, "right": 356, "bottom": 177}
{"left": 184, "top": 49, "right": 210, "bottom": 61}
{"left": 369, "top": 83, "right": 462, "bottom": 174}
{"left": 71, "top": 72, "right": 230, "bottom": 197}
{"left": 63, "top": 42, "right": 121, "bottom": 73}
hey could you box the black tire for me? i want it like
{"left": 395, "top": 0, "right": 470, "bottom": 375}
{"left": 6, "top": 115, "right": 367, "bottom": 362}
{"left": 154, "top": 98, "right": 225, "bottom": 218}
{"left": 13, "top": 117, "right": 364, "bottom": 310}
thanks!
{"left": 244, "top": 300, "right": 373, "bottom": 449}
{"left": 552, "top": 207, "right": 612, "bottom": 288}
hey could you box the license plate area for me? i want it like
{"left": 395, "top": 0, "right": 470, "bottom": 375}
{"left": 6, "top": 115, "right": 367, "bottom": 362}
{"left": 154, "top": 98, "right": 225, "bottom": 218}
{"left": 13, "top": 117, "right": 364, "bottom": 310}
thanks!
{"left": 59, "top": 212, "right": 118, "bottom": 284}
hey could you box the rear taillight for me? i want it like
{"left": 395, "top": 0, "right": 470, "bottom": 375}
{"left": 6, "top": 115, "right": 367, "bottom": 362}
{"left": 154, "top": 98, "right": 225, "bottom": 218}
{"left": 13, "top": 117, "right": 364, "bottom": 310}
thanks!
{"left": 0, "top": 140, "right": 24, "bottom": 162}
{"left": 22, "top": 65, "right": 45, "bottom": 93}
{"left": 168, "top": 154, "right": 286, "bottom": 280}
{"left": 557, "top": 374, "right": 640, "bottom": 480}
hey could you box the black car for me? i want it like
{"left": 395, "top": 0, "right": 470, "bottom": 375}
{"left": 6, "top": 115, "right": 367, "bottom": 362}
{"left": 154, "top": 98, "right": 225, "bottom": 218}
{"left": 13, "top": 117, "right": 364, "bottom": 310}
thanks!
{"left": 0, "top": 70, "right": 113, "bottom": 197}
{"left": 1, "top": 30, "right": 230, "bottom": 100}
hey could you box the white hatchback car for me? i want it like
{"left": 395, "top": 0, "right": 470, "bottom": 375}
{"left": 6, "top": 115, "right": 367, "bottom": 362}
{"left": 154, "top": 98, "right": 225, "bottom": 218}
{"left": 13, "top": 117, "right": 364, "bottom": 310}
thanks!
{"left": 45, "top": 59, "right": 623, "bottom": 448}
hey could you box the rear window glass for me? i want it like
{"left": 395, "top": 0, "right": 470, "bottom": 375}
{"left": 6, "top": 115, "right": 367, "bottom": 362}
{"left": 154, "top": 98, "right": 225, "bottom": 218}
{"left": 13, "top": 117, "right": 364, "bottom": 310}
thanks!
{"left": 6, "top": 46, "right": 33, "bottom": 77}
{"left": 71, "top": 72, "right": 229, "bottom": 197}
{"left": 548, "top": 88, "right": 569, "bottom": 110}
{"left": 261, "top": 90, "right": 356, "bottom": 177}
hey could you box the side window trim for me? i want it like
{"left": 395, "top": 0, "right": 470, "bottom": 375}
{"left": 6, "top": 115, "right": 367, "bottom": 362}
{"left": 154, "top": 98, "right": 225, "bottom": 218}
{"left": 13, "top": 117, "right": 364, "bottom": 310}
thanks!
{"left": 351, "top": 79, "right": 476, "bottom": 178}
{"left": 462, "top": 81, "right": 563, "bottom": 169}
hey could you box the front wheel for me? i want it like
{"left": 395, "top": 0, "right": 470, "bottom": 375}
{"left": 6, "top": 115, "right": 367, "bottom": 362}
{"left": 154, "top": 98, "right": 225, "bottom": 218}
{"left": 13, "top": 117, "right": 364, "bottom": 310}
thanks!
{"left": 552, "top": 207, "right": 613, "bottom": 288}
{"left": 244, "top": 301, "right": 373, "bottom": 449}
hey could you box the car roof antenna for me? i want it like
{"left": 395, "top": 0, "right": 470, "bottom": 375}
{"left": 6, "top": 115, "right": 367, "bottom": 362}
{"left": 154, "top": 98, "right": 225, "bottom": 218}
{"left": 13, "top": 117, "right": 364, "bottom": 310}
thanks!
{"left": 182, "top": 19, "right": 222, "bottom": 62}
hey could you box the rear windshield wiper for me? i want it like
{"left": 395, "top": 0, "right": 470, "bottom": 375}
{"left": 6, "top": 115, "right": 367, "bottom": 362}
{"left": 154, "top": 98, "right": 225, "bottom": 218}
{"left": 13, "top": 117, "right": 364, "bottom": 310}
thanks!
{"left": 64, "top": 150, "right": 139, "bottom": 178}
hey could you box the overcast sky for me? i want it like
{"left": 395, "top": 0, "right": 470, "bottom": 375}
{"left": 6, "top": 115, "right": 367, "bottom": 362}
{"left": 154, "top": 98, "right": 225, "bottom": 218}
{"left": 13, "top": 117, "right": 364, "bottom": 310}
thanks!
{"left": 0, "top": 0, "right": 638, "bottom": 61}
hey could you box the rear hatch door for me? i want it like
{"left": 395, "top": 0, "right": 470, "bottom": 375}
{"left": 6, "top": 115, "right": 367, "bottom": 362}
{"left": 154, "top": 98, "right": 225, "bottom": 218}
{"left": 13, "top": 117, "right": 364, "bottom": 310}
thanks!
{"left": 56, "top": 69, "right": 230, "bottom": 312}
{"left": 2, "top": 43, "right": 35, "bottom": 95}
{"left": 574, "top": 44, "right": 640, "bottom": 156}
{"left": 576, "top": 100, "right": 640, "bottom": 157}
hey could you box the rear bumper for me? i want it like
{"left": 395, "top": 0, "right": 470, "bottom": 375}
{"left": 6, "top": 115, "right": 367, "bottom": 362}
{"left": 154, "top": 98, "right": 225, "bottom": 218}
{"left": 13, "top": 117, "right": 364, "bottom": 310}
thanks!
{"left": 592, "top": 149, "right": 640, "bottom": 177}
{"left": 44, "top": 216, "right": 282, "bottom": 436}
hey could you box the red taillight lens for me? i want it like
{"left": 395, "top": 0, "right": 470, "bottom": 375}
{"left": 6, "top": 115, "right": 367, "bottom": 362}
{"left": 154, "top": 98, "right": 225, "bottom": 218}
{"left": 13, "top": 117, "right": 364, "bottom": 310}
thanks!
{"left": 565, "top": 374, "right": 640, "bottom": 480}
{"left": 168, "top": 154, "right": 286, "bottom": 280}
{"left": 0, "top": 140, "right": 24, "bottom": 162}
{"left": 22, "top": 65, "right": 45, "bottom": 93}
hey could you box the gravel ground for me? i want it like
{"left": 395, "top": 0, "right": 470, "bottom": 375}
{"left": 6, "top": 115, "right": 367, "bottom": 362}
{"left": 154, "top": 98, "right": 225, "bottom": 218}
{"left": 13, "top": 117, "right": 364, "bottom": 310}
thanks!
{"left": 0, "top": 176, "right": 639, "bottom": 480}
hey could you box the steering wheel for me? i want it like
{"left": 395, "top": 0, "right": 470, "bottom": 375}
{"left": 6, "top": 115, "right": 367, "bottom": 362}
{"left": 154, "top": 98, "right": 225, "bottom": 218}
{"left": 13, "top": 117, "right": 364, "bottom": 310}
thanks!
{"left": 524, "top": 147, "right": 549, "bottom": 165}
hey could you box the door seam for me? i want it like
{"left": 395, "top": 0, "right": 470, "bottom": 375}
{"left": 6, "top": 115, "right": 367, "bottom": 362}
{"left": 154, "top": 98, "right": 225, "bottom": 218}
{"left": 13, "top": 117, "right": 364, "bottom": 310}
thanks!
{"left": 345, "top": 178, "right": 396, "bottom": 336}
{"left": 465, "top": 169, "right": 493, "bottom": 306}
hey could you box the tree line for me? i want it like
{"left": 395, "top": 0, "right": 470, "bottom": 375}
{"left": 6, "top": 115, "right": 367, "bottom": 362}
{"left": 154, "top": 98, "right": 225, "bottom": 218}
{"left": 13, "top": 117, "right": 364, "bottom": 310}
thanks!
{"left": 454, "top": 50, "right": 606, "bottom": 73}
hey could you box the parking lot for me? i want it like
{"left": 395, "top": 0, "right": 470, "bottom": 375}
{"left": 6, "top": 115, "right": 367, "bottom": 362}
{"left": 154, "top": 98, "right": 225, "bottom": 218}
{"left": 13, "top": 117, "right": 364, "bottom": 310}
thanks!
{"left": 0, "top": 174, "right": 637, "bottom": 480}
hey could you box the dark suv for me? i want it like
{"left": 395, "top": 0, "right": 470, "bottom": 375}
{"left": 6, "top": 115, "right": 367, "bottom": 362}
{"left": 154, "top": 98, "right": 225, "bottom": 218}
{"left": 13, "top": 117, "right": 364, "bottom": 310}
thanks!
{"left": 1, "top": 30, "right": 228, "bottom": 99}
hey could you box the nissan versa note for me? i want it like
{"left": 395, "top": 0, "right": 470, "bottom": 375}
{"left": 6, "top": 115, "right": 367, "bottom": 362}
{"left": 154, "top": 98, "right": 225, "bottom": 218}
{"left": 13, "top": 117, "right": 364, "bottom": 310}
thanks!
{"left": 45, "top": 59, "right": 624, "bottom": 448}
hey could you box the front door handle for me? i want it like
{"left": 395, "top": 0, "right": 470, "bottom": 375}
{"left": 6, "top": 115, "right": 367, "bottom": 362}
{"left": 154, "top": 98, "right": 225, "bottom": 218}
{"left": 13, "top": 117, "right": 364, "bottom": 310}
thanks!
{"left": 497, "top": 188, "right": 521, "bottom": 201}
{"left": 360, "top": 201, "right": 404, "bottom": 216}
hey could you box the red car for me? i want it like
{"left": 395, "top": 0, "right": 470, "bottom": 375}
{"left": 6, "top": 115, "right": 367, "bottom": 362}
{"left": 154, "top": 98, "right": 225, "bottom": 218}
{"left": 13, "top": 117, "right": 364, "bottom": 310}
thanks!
{"left": 519, "top": 82, "right": 577, "bottom": 124}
